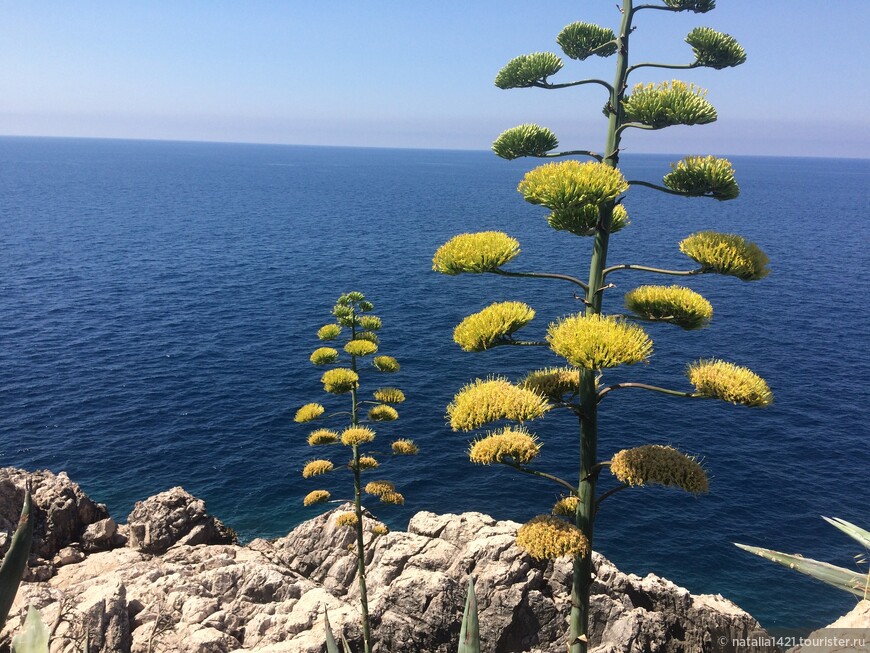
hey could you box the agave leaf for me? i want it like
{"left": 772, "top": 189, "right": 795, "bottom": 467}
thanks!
{"left": 735, "top": 543, "right": 866, "bottom": 598}
{"left": 822, "top": 517, "right": 870, "bottom": 551}
{"left": 0, "top": 486, "right": 34, "bottom": 629}
{"left": 340, "top": 633, "right": 353, "bottom": 653}
{"left": 324, "top": 610, "right": 340, "bottom": 653}
{"left": 457, "top": 576, "right": 480, "bottom": 653}
{"left": 11, "top": 605, "right": 49, "bottom": 653}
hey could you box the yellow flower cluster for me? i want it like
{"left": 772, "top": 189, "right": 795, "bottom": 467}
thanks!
{"left": 552, "top": 496, "right": 580, "bottom": 516}
{"left": 317, "top": 324, "right": 341, "bottom": 341}
{"left": 547, "top": 203, "right": 629, "bottom": 237}
{"left": 373, "top": 356, "right": 400, "bottom": 373}
{"left": 624, "top": 285, "right": 713, "bottom": 330}
{"left": 302, "top": 459, "right": 334, "bottom": 478}
{"left": 679, "top": 231, "right": 769, "bottom": 281}
{"left": 380, "top": 491, "right": 405, "bottom": 505}
{"left": 308, "top": 429, "right": 339, "bottom": 446}
{"left": 391, "top": 439, "right": 419, "bottom": 455}
{"left": 320, "top": 368, "right": 359, "bottom": 394}
{"left": 294, "top": 403, "right": 325, "bottom": 423}
{"left": 303, "top": 490, "right": 331, "bottom": 506}
{"left": 364, "top": 480, "right": 395, "bottom": 497}
{"left": 547, "top": 313, "right": 653, "bottom": 370}
{"left": 447, "top": 377, "right": 550, "bottom": 431}
{"left": 664, "top": 156, "right": 739, "bottom": 201}
{"left": 516, "top": 515, "right": 589, "bottom": 560}
{"left": 356, "top": 456, "right": 379, "bottom": 470}
{"left": 340, "top": 426, "right": 376, "bottom": 446}
{"left": 622, "top": 80, "right": 717, "bottom": 129}
{"left": 359, "top": 315, "right": 382, "bottom": 331}
{"left": 345, "top": 339, "right": 378, "bottom": 357}
{"left": 468, "top": 426, "right": 542, "bottom": 465}
{"left": 518, "top": 161, "right": 629, "bottom": 211}
{"left": 373, "top": 387, "right": 405, "bottom": 404}
{"left": 610, "top": 444, "right": 709, "bottom": 494}
{"left": 372, "top": 524, "right": 389, "bottom": 536}
{"left": 354, "top": 331, "right": 379, "bottom": 345}
{"left": 432, "top": 231, "right": 521, "bottom": 275}
{"left": 310, "top": 347, "right": 339, "bottom": 366}
{"left": 368, "top": 405, "right": 399, "bottom": 422}
{"left": 520, "top": 367, "right": 580, "bottom": 402}
{"left": 687, "top": 359, "right": 773, "bottom": 407}
{"left": 335, "top": 512, "right": 359, "bottom": 528}
{"left": 453, "top": 301, "right": 536, "bottom": 352}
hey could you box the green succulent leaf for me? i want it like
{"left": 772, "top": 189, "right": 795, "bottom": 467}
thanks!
{"left": 663, "top": 155, "right": 739, "bottom": 200}
{"left": 11, "top": 606, "right": 49, "bottom": 653}
{"left": 557, "top": 22, "right": 617, "bottom": 60}
{"left": 492, "top": 124, "right": 558, "bottom": 160}
{"left": 458, "top": 577, "right": 481, "bottom": 653}
{"left": 663, "top": 0, "right": 715, "bottom": 12}
{"left": 822, "top": 517, "right": 870, "bottom": 551}
{"left": 686, "top": 27, "right": 746, "bottom": 69}
{"left": 495, "top": 52, "right": 563, "bottom": 89}
{"left": 622, "top": 81, "right": 717, "bottom": 129}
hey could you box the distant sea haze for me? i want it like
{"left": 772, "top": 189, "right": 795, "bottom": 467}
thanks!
{"left": 1, "top": 137, "right": 867, "bottom": 633}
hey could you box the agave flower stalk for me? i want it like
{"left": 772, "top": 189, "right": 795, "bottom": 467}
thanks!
{"left": 435, "top": 2, "right": 769, "bottom": 651}
{"left": 295, "top": 292, "right": 418, "bottom": 653}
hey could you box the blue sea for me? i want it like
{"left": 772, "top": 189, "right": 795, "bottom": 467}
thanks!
{"left": 1, "top": 136, "right": 867, "bottom": 634}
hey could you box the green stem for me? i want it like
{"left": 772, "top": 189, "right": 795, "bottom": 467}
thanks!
{"left": 539, "top": 150, "right": 603, "bottom": 162}
{"left": 507, "top": 463, "right": 577, "bottom": 494}
{"left": 602, "top": 263, "right": 705, "bottom": 279}
{"left": 571, "top": 4, "right": 634, "bottom": 651}
{"left": 532, "top": 79, "right": 614, "bottom": 93}
{"left": 627, "top": 179, "right": 715, "bottom": 197}
{"left": 597, "top": 382, "right": 702, "bottom": 401}
{"left": 495, "top": 269, "right": 589, "bottom": 291}
{"left": 595, "top": 483, "right": 630, "bottom": 510}
{"left": 627, "top": 61, "right": 700, "bottom": 76}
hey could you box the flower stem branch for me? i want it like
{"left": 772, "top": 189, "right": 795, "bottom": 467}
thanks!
{"left": 602, "top": 264, "right": 705, "bottom": 279}
{"left": 495, "top": 269, "right": 589, "bottom": 291}
{"left": 597, "top": 382, "right": 702, "bottom": 402}
{"left": 507, "top": 463, "right": 577, "bottom": 494}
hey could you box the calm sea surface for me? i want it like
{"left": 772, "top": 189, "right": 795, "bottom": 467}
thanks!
{"left": 1, "top": 136, "right": 867, "bottom": 632}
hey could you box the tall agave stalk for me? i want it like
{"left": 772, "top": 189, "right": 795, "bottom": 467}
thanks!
{"left": 433, "top": 2, "right": 770, "bottom": 651}
{"left": 295, "top": 291, "right": 419, "bottom": 653}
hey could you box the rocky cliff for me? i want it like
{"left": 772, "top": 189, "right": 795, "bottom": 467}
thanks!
{"left": 0, "top": 468, "right": 775, "bottom": 653}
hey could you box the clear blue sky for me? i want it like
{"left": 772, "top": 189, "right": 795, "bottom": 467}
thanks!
{"left": 2, "top": 1, "right": 868, "bottom": 157}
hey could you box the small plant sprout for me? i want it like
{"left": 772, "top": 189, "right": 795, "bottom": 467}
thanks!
{"left": 296, "top": 291, "right": 418, "bottom": 653}
{"left": 434, "top": 3, "right": 770, "bottom": 651}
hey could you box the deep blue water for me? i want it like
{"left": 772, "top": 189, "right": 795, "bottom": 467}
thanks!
{"left": 1, "top": 136, "right": 867, "bottom": 633}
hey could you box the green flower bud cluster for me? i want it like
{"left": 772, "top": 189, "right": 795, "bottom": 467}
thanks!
{"left": 610, "top": 444, "right": 709, "bottom": 494}
{"left": 664, "top": 0, "right": 715, "bottom": 13}
{"left": 624, "top": 284, "right": 713, "bottom": 329}
{"left": 622, "top": 81, "right": 717, "bottom": 129}
{"left": 492, "top": 124, "right": 559, "bottom": 160}
{"left": 495, "top": 52, "right": 563, "bottom": 89}
{"left": 432, "top": 231, "right": 520, "bottom": 275}
{"left": 663, "top": 155, "right": 739, "bottom": 200}
{"left": 547, "top": 203, "right": 630, "bottom": 237}
{"left": 686, "top": 27, "right": 746, "bottom": 69}
{"left": 557, "top": 22, "right": 617, "bottom": 61}
{"left": 679, "top": 231, "right": 769, "bottom": 280}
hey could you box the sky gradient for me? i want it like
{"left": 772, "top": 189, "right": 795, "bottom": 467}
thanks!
{"left": 2, "top": 1, "right": 868, "bottom": 157}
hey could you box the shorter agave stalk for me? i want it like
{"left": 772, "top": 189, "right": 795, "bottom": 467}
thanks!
{"left": 735, "top": 516, "right": 870, "bottom": 599}
{"left": 0, "top": 483, "right": 34, "bottom": 630}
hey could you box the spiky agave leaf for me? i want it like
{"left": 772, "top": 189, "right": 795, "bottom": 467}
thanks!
{"left": 457, "top": 577, "right": 481, "bottom": 653}
{"left": 321, "top": 368, "right": 359, "bottom": 394}
{"left": 373, "top": 387, "right": 405, "bottom": 404}
{"left": 518, "top": 161, "right": 629, "bottom": 211}
{"left": 310, "top": 347, "right": 340, "bottom": 366}
{"left": 492, "top": 124, "right": 559, "bottom": 160}
{"left": 11, "top": 605, "right": 49, "bottom": 653}
{"left": 432, "top": 232, "right": 520, "bottom": 275}
{"left": 520, "top": 367, "right": 580, "bottom": 403}
{"left": 734, "top": 543, "right": 867, "bottom": 598}
{"left": 663, "top": 155, "right": 739, "bottom": 200}
{"left": 547, "top": 314, "right": 653, "bottom": 370}
{"left": 368, "top": 404, "right": 399, "bottom": 422}
{"left": 391, "top": 439, "right": 419, "bottom": 455}
{"left": 302, "top": 459, "right": 334, "bottom": 478}
{"left": 303, "top": 490, "right": 331, "bottom": 506}
{"left": 822, "top": 517, "right": 870, "bottom": 551}
{"left": 344, "top": 339, "right": 378, "bottom": 357}
{"left": 0, "top": 487, "right": 33, "bottom": 630}
{"left": 453, "top": 301, "right": 536, "bottom": 352}
{"left": 447, "top": 377, "right": 550, "bottom": 431}
{"left": 686, "top": 27, "right": 746, "bottom": 69}
{"left": 687, "top": 359, "right": 773, "bottom": 407}
{"left": 547, "top": 203, "right": 629, "bottom": 237}
{"left": 679, "top": 231, "right": 769, "bottom": 280}
{"left": 468, "top": 426, "right": 542, "bottom": 465}
{"left": 324, "top": 610, "right": 340, "bottom": 653}
{"left": 495, "top": 52, "right": 563, "bottom": 89}
{"left": 622, "top": 81, "right": 717, "bottom": 129}
{"left": 610, "top": 445, "right": 709, "bottom": 494}
{"left": 294, "top": 403, "right": 325, "bottom": 423}
{"left": 373, "top": 355, "right": 400, "bottom": 372}
{"left": 624, "top": 285, "right": 713, "bottom": 329}
{"left": 664, "top": 0, "right": 715, "bottom": 13}
{"left": 340, "top": 426, "right": 376, "bottom": 446}
{"left": 557, "top": 22, "right": 617, "bottom": 60}
{"left": 516, "top": 515, "right": 589, "bottom": 560}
